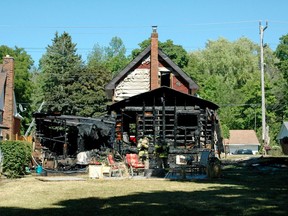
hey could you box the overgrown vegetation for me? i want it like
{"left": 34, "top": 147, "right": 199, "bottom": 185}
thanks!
{"left": 0, "top": 141, "right": 32, "bottom": 178}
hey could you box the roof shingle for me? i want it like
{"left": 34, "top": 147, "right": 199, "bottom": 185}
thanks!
{"left": 229, "top": 130, "right": 260, "bottom": 145}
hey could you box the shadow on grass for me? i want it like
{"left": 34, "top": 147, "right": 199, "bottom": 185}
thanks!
{"left": 1, "top": 163, "right": 288, "bottom": 216}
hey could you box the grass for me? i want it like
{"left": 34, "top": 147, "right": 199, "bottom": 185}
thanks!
{"left": 0, "top": 158, "right": 288, "bottom": 216}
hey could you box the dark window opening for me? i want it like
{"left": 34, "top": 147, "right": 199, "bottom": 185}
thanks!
{"left": 177, "top": 114, "right": 198, "bottom": 127}
{"left": 161, "top": 72, "right": 170, "bottom": 87}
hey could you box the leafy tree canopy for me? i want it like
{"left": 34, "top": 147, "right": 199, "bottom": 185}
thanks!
{"left": 185, "top": 37, "right": 280, "bottom": 145}
{"left": 131, "top": 38, "right": 189, "bottom": 68}
{"left": 275, "top": 34, "right": 288, "bottom": 80}
{"left": 87, "top": 36, "right": 128, "bottom": 78}
{"left": 274, "top": 34, "right": 288, "bottom": 120}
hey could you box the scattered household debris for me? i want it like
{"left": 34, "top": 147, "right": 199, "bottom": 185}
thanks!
{"left": 32, "top": 113, "right": 116, "bottom": 173}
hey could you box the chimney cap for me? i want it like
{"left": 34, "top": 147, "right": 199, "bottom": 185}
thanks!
{"left": 152, "top": 26, "right": 158, "bottom": 33}
{"left": 4, "top": 55, "right": 14, "bottom": 59}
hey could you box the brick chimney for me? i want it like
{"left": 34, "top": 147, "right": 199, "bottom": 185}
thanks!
{"left": 2, "top": 55, "right": 15, "bottom": 140}
{"left": 150, "top": 26, "right": 159, "bottom": 90}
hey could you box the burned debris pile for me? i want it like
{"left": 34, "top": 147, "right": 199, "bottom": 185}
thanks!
{"left": 33, "top": 113, "right": 116, "bottom": 171}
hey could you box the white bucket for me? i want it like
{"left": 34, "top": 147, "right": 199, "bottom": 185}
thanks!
{"left": 89, "top": 165, "right": 103, "bottom": 179}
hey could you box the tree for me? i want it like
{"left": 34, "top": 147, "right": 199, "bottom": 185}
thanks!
{"left": 87, "top": 37, "right": 128, "bottom": 78}
{"left": 131, "top": 38, "right": 189, "bottom": 68}
{"left": 39, "top": 32, "right": 83, "bottom": 114}
{"left": 185, "top": 37, "right": 280, "bottom": 145}
{"left": 275, "top": 34, "right": 288, "bottom": 80}
{"left": 87, "top": 43, "right": 106, "bottom": 69}
{"left": 0, "top": 46, "right": 34, "bottom": 133}
{"left": 69, "top": 66, "right": 110, "bottom": 117}
{"left": 274, "top": 34, "right": 288, "bottom": 120}
{"left": 105, "top": 37, "right": 128, "bottom": 77}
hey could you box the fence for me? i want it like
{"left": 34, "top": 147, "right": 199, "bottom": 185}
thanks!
{"left": 9, "top": 134, "right": 33, "bottom": 142}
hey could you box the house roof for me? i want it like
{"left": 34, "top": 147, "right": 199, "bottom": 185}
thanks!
{"left": 105, "top": 45, "right": 199, "bottom": 97}
{"left": 284, "top": 122, "right": 288, "bottom": 129}
{"left": 108, "top": 86, "right": 219, "bottom": 111}
{"left": 277, "top": 121, "right": 288, "bottom": 140}
{"left": 228, "top": 130, "right": 260, "bottom": 145}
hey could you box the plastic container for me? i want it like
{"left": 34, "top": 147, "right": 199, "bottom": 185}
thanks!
{"left": 36, "top": 165, "right": 43, "bottom": 174}
{"left": 89, "top": 164, "right": 103, "bottom": 179}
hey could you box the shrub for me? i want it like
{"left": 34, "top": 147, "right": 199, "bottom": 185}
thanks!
{"left": 269, "top": 145, "right": 283, "bottom": 157}
{"left": 0, "top": 140, "right": 32, "bottom": 178}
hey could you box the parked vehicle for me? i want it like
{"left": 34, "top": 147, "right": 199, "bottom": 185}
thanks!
{"left": 233, "top": 149, "right": 253, "bottom": 155}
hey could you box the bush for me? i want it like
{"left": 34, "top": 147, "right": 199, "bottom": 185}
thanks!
{"left": 268, "top": 145, "right": 283, "bottom": 157}
{"left": 0, "top": 140, "right": 32, "bottom": 178}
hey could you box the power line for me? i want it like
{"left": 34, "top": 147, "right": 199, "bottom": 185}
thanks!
{"left": 0, "top": 20, "right": 259, "bottom": 29}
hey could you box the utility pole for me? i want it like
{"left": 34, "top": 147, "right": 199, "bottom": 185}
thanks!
{"left": 259, "top": 21, "right": 268, "bottom": 150}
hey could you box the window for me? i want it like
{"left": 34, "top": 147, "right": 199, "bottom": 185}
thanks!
{"left": 160, "top": 72, "right": 170, "bottom": 87}
{"left": 177, "top": 113, "right": 198, "bottom": 127}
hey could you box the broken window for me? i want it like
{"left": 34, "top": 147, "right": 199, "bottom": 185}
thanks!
{"left": 176, "top": 113, "right": 199, "bottom": 149}
{"left": 160, "top": 72, "right": 171, "bottom": 87}
{"left": 177, "top": 113, "right": 198, "bottom": 127}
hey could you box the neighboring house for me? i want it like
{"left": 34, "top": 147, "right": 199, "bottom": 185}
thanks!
{"left": 226, "top": 130, "right": 260, "bottom": 154}
{"left": 0, "top": 55, "right": 22, "bottom": 140}
{"left": 105, "top": 26, "right": 199, "bottom": 102}
{"left": 277, "top": 122, "right": 288, "bottom": 155}
{"left": 277, "top": 121, "right": 288, "bottom": 142}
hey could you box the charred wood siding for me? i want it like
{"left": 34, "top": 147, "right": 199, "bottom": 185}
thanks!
{"left": 108, "top": 87, "right": 222, "bottom": 155}
{"left": 116, "top": 105, "right": 215, "bottom": 151}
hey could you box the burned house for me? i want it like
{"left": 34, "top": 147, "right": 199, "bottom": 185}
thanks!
{"left": 107, "top": 86, "right": 223, "bottom": 167}
{"left": 33, "top": 26, "right": 223, "bottom": 174}
{"left": 105, "top": 27, "right": 223, "bottom": 167}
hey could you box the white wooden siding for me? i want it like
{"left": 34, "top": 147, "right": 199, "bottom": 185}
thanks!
{"left": 114, "top": 69, "right": 150, "bottom": 102}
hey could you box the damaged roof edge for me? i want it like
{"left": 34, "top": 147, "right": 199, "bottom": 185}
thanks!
{"left": 158, "top": 49, "right": 199, "bottom": 90}
{"left": 105, "top": 45, "right": 199, "bottom": 96}
{"left": 108, "top": 86, "right": 219, "bottom": 111}
{"left": 105, "top": 45, "right": 151, "bottom": 91}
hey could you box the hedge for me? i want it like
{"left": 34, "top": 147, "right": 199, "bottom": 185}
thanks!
{"left": 0, "top": 140, "right": 32, "bottom": 178}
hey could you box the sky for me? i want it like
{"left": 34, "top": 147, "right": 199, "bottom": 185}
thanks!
{"left": 1, "top": 0, "right": 288, "bottom": 67}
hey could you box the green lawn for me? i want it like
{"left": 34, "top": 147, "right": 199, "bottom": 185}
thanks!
{"left": 0, "top": 159, "right": 287, "bottom": 216}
